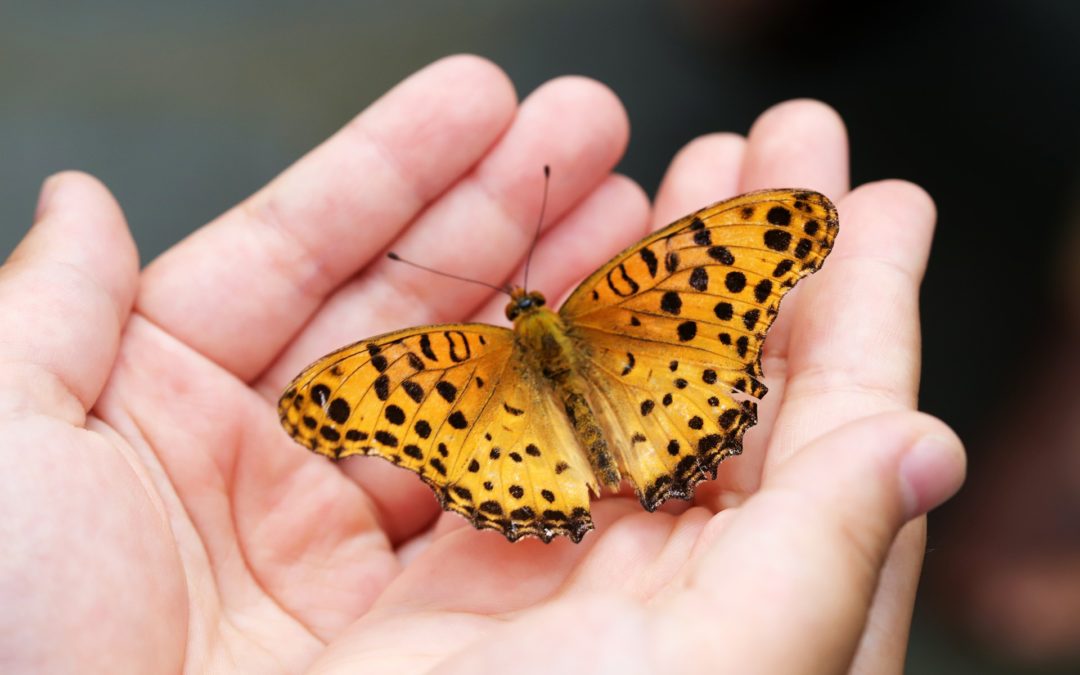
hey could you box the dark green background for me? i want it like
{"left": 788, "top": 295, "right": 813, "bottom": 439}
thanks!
{"left": 3, "top": 1, "right": 1078, "bottom": 671}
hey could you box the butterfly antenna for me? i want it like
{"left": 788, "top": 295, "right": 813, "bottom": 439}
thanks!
{"left": 386, "top": 252, "right": 511, "bottom": 296}
{"left": 522, "top": 164, "right": 550, "bottom": 292}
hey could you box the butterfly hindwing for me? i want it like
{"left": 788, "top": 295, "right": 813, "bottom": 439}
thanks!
{"left": 572, "top": 331, "right": 759, "bottom": 508}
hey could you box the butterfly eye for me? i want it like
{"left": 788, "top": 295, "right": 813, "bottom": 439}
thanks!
{"left": 534, "top": 296, "right": 545, "bottom": 307}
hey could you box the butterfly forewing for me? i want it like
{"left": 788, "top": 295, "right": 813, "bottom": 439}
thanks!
{"left": 560, "top": 189, "right": 838, "bottom": 509}
{"left": 278, "top": 323, "right": 596, "bottom": 542}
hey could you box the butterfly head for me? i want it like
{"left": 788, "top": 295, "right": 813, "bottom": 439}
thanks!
{"left": 506, "top": 287, "right": 546, "bottom": 321}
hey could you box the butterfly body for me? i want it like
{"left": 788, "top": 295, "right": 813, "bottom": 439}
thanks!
{"left": 279, "top": 189, "right": 839, "bottom": 543}
{"left": 510, "top": 295, "right": 622, "bottom": 490}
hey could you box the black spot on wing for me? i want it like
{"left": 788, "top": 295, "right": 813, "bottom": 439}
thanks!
{"left": 445, "top": 331, "right": 471, "bottom": 363}
{"left": 743, "top": 309, "right": 761, "bottom": 330}
{"left": 452, "top": 486, "right": 473, "bottom": 501}
{"left": 373, "top": 375, "right": 390, "bottom": 401}
{"left": 754, "top": 279, "right": 773, "bottom": 303}
{"left": 419, "top": 334, "right": 437, "bottom": 361}
{"left": 794, "top": 238, "right": 813, "bottom": 259}
{"left": 435, "top": 381, "right": 458, "bottom": 403}
{"left": 639, "top": 248, "right": 658, "bottom": 277}
{"left": 327, "top": 398, "right": 350, "bottom": 424}
{"left": 606, "top": 263, "right": 640, "bottom": 297}
{"left": 320, "top": 426, "right": 340, "bottom": 442}
{"left": 707, "top": 246, "right": 735, "bottom": 265}
{"left": 448, "top": 411, "right": 468, "bottom": 429}
{"left": 689, "top": 267, "right": 709, "bottom": 291}
{"left": 660, "top": 291, "right": 682, "bottom": 315}
{"left": 415, "top": 420, "right": 432, "bottom": 438}
{"left": 311, "top": 384, "right": 330, "bottom": 407}
{"left": 406, "top": 352, "right": 425, "bottom": 371}
{"left": 677, "top": 321, "right": 697, "bottom": 342}
{"left": 766, "top": 206, "right": 791, "bottom": 226}
{"left": 665, "top": 251, "right": 679, "bottom": 274}
{"left": 375, "top": 430, "right": 398, "bottom": 447}
{"left": 764, "top": 230, "right": 792, "bottom": 251}
{"left": 371, "top": 354, "right": 389, "bottom": 372}
{"left": 384, "top": 404, "right": 405, "bottom": 425}
{"left": 402, "top": 380, "right": 424, "bottom": 403}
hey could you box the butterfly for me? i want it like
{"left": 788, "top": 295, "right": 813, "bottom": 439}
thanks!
{"left": 279, "top": 188, "right": 838, "bottom": 543}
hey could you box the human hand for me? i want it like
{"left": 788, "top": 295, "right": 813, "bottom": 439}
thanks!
{"left": 0, "top": 56, "right": 964, "bottom": 674}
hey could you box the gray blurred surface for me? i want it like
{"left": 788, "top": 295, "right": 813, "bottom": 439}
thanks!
{"left": 3, "top": 1, "right": 1079, "bottom": 672}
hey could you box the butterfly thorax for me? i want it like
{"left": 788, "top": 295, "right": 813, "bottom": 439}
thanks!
{"left": 509, "top": 288, "right": 622, "bottom": 489}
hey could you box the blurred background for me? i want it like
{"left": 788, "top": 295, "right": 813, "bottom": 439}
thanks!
{"left": 2, "top": 0, "right": 1078, "bottom": 671}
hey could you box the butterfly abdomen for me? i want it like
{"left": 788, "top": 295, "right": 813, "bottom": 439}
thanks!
{"left": 515, "top": 306, "right": 622, "bottom": 489}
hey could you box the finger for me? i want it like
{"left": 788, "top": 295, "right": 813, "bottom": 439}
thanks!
{"left": 258, "top": 75, "right": 630, "bottom": 394}
{"left": 739, "top": 98, "right": 850, "bottom": 199}
{"left": 774, "top": 180, "right": 937, "bottom": 460}
{"left": 736, "top": 99, "right": 850, "bottom": 375}
{"left": 138, "top": 55, "right": 518, "bottom": 381}
{"left": 656, "top": 411, "right": 965, "bottom": 674}
{"left": 766, "top": 180, "right": 938, "bottom": 674}
{"left": 848, "top": 519, "right": 926, "bottom": 675}
{"left": 651, "top": 132, "right": 747, "bottom": 229}
{"left": 0, "top": 172, "right": 139, "bottom": 421}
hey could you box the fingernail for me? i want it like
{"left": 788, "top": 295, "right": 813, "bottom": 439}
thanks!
{"left": 35, "top": 175, "right": 60, "bottom": 221}
{"left": 899, "top": 435, "right": 965, "bottom": 519}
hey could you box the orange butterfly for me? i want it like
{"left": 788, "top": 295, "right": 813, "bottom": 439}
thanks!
{"left": 279, "top": 188, "right": 838, "bottom": 542}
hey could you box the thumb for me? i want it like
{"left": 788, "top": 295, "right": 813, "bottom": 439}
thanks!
{"left": 0, "top": 171, "right": 138, "bottom": 423}
{"left": 657, "top": 410, "right": 965, "bottom": 674}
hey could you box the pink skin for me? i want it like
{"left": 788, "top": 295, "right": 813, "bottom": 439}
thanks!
{"left": 0, "top": 55, "right": 964, "bottom": 674}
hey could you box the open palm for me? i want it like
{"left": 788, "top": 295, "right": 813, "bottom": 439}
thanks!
{"left": 1, "top": 56, "right": 963, "bottom": 675}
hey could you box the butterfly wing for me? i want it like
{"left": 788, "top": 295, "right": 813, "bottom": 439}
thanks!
{"left": 279, "top": 324, "right": 596, "bottom": 542}
{"left": 560, "top": 189, "right": 838, "bottom": 508}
